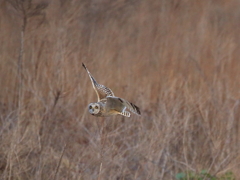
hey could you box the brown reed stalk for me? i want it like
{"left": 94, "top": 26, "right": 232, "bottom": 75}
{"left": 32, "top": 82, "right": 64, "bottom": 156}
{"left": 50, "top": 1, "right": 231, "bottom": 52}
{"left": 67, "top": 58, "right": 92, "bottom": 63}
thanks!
{"left": 4, "top": 1, "right": 48, "bottom": 179}
{"left": 7, "top": 0, "right": 48, "bottom": 118}
{"left": 53, "top": 143, "right": 67, "bottom": 180}
{"left": 97, "top": 117, "right": 106, "bottom": 180}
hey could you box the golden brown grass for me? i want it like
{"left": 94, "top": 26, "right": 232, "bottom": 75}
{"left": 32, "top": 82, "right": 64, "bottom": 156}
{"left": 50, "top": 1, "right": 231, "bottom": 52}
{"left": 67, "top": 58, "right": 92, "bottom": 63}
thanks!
{"left": 1, "top": 0, "right": 240, "bottom": 179}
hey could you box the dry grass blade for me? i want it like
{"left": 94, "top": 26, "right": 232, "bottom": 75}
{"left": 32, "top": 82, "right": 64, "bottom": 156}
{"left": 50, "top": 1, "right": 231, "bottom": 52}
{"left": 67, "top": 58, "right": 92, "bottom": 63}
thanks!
{"left": 53, "top": 144, "right": 67, "bottom": 180}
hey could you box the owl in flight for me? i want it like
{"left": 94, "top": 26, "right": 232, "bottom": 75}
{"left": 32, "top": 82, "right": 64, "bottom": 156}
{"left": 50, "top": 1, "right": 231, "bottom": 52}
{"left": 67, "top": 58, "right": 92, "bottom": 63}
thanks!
{"left": 82, "top": 63, "right": 141, "bottom": 117}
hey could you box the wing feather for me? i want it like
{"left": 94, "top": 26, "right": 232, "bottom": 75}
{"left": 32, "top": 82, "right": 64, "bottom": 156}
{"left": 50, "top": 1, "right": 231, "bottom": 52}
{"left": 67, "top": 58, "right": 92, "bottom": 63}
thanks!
{"left": 106, "top": 97, "right": 141, "bottom": 116}
{"left": 82, "top": 63, "right": 115, "bottom": 101}
{"left": 122, "top": 99, "right": 141, "bottom": 116}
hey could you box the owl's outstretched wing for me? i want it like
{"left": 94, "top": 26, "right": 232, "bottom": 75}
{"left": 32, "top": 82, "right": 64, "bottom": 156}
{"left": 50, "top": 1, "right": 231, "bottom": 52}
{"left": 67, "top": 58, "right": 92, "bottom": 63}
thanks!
{"left": 82, "top": 63, "right": 115, "bottom": 101}
{"left": 106, "top": 96, "right": 141, "bottom": 116}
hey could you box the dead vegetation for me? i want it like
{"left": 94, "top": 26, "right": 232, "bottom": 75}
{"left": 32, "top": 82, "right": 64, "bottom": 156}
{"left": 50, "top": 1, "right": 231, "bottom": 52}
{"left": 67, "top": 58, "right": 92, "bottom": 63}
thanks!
{"left": 1, "top": 0, "right": 240, "bottom": 179}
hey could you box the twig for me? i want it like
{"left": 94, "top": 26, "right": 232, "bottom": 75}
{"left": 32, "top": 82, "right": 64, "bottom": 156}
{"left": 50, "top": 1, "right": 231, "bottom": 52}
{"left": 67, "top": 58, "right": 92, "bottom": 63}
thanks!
{"left": 98, "top": 162, "right": 103, "bottom": 180}
{"left": 97, "top": 118, "right": 106, "bottom": 180}
{"left": 53, "top": 143, "right": 67, "bottom": 180}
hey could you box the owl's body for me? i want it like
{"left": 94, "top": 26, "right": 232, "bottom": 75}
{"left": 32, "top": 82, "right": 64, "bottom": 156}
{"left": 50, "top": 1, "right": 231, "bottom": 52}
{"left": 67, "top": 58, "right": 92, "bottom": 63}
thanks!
{"left": 83, "top": 63, "right": 140, "bottom": 117}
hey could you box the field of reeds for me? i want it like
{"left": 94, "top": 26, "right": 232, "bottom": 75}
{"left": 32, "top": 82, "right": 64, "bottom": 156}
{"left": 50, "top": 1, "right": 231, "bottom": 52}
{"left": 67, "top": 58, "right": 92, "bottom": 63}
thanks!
{"left": 1, "top": 0, "right": 240, "bottom": 179}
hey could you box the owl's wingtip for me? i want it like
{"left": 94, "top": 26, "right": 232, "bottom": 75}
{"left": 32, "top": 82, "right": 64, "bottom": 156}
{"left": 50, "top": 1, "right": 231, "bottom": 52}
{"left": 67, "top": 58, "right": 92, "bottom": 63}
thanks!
{"left": 130, "top": 102, "right": 141, "bottom": 115}
{"left": 136, "top": 106, "right": 141, "bottom": 115}
{"left": 82, "top": 63, "right": 87, "bottom": 69}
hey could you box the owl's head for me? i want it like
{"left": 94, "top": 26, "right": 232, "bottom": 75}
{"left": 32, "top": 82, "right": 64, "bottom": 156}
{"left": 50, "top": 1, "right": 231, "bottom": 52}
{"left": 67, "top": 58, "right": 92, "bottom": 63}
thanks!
{"left": 88, "top": 103, "right": 101, "bottom": 115}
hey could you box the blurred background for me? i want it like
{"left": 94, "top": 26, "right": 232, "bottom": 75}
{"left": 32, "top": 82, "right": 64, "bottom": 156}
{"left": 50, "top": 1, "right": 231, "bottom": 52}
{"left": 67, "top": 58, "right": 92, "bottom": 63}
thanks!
{"left": 1, "top": 0, "right": 240, "bottom": 179}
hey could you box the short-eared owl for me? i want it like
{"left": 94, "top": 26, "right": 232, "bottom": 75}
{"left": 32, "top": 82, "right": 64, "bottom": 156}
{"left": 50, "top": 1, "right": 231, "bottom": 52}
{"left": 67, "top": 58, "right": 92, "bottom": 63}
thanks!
{"left": 82, "top": 63, "right": 141, "bottom": 117}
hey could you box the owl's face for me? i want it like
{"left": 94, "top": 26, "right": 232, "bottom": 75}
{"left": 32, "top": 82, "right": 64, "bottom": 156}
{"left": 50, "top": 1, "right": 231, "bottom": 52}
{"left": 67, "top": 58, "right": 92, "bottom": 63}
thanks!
{"left": 88, "top": 103, "right": 100, "bottom": 115}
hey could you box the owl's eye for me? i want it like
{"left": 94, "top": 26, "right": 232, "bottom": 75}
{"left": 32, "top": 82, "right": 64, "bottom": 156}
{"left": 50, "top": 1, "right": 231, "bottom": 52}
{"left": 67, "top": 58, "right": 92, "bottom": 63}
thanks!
{"left": 89, "top": 106, "right": 92, "bottom": 109}
{"left": 95, "top": 106, "right": 99, "bottom": 109}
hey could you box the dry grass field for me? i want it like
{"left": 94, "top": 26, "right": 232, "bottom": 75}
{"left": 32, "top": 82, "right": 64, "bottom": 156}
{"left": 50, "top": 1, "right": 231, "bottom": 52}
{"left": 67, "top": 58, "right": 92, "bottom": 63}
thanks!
{"left": 1, "top": 0, "right": 240, "bottom": 179}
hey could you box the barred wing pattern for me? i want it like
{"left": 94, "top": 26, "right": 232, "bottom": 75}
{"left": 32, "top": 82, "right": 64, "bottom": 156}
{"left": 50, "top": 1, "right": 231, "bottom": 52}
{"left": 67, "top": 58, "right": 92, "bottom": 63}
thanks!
{"left": 82, "top": 63, "right": 114, "bottom": 101}
{"left": 123, "top": 100, "right": 141, "bottom": 116}
{"left": 119, "top": 111, "right": 131, "bottom": 117}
